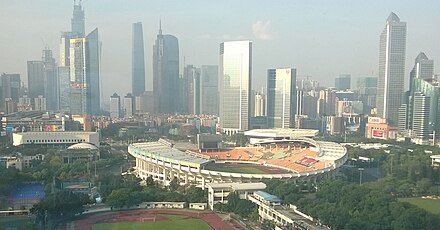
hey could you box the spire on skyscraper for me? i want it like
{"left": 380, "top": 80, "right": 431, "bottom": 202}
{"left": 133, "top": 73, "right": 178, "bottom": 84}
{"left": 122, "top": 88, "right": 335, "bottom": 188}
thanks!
{"left": 159, "top": 18, "right": 162, "bottom": 35}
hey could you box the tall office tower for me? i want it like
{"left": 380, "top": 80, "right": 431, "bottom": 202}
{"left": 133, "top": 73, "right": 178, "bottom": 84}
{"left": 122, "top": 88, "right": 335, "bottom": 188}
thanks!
{"left": 60, "top": 32, "right": 74, "bottom": 67}
{"left": 376, "top": 12, "right": 407, "bottom": 125}
{"left": 200, "top": 65, "right": 219, "bottom": 115}
{"left": 219, "top": 41, "right": 252, "bottom": 134}
{"left": 303, "top": 94, "right": 319, "bottom": 118}
{"left": 27, "top": 61, "right": 45, "bottom": 100}
{"left": 123, "top": 93, "right": 134, "bottom": 117}
{"left": 71, "top": 0, "right": 85, "bottom": 36}
{"left": 42, "top": 49, "right": 59, "bottom": 111}
{"left": 410, "top": 52, "right": 434, "bottom": 85}
{"left": 412, "top": 92, "right": 430, "bottom": 144}
{"left": 183, "top": 65, "right": 200, "bottom": 114}
{"left": 318, "top": 88, "right": 336, "bottom": 117}
{"left": 86, "top": 29, "right": 101, "bottom": 116}
{"left": 153, "top": 23, "right": 179, "bottom": 114}
{"left": 335, "top": 74, "right": 351, "bottom": 90}
{"left": 69, "top": 37, "right": 89, "bottom": 115}
{"left": 58, "top": 66, "right": 71, "bottom": 112}
{"left": 357, "top": 76, "right": 378, "bottom": 112}
{"left": 132, "top": 22, "right": 146, "bottom": 96}
{"left": 254, "top": 93, "right": 265, "bottom": 117}
{"left": 266, "top": 68, "right": 297, "bottom": 128}
{"left": 399, "top": 53, "right": 439, "bottom": 143}
{"left": 0, "top": 74, "right": 21, "bottom": 113}
{"left": 109, "top": 93, "right": 121, "bottom": 119}
{"left": 34, "top": 95, "right": 47, "bottom": 111}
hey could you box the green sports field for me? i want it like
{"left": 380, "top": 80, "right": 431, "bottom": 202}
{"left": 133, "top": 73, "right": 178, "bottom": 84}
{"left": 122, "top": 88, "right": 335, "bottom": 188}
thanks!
{"left": 92, "top": 214, "right": 212, "bottom": 230}
{"left": 204, "top": 164, "right": 267, "bottom": 174}
{"left": 398, "top": 197, "right": 440, "bottom": 215}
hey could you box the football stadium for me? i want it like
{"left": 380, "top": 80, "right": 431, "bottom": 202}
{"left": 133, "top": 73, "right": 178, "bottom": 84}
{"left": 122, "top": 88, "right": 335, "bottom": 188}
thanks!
{"left": 128, "top": 133, "right": 348, "bottom": 187}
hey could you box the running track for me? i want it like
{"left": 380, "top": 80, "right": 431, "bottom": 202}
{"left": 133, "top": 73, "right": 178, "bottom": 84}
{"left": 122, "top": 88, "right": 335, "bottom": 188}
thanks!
{"left": 64, "top": 209, "right": 246, "bottom": 230}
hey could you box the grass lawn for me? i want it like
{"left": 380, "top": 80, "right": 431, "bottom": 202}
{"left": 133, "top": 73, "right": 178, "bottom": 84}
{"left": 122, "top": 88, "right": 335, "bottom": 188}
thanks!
{"left": 204, "top": 164, "right": 267, "bottom": 174}
{"left": 398, "top": 197, "right": 440, "bottom": 215}
{"left": 0, "top": 216, "right": 33, "bottom": 229}
{"left": 92, "top": 214, "right": 212, "bottom": 230}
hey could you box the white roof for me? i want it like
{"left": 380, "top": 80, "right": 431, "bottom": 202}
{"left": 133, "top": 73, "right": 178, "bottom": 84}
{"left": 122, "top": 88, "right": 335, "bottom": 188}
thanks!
{"left": 130, "top": 142, "right": 211, "bottom": 166}
{"left": 207, "top": 182, "right": 266, "bottom": 191}
{"left": 67, "top": 142, "right": 98, "bottom": 150}
{"left": 244, "top": 128, "right": 318, "bottom": 138}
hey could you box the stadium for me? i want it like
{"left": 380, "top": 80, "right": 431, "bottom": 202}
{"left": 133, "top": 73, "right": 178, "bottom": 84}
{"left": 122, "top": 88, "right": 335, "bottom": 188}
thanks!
{"left": 128, "top": 131, "right": 348, "bottom": 187}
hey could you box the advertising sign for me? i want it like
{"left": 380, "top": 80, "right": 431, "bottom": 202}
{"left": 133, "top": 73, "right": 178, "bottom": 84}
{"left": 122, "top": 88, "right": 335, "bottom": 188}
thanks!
{"left": 372, "top": 129, "right": 385, "bottom": 139}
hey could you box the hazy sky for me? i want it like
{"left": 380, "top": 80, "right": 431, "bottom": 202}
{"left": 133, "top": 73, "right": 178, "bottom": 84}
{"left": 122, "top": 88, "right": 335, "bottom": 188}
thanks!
{"left": 1, "top": 0, "right": 439, "bottom": 104}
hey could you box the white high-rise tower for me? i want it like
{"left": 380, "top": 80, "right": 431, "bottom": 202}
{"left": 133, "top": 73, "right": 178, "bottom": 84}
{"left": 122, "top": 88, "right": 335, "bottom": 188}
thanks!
{"left": 219, "top": 41, "right": 252, "bottom": 134}
{"left": 376, "top": 12, "right": 407, "bottom": 125}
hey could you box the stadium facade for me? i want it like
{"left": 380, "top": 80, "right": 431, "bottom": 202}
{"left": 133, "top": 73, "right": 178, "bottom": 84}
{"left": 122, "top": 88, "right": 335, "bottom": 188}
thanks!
{"left": 128, "top": 137, "right": 347, "bottom": 188}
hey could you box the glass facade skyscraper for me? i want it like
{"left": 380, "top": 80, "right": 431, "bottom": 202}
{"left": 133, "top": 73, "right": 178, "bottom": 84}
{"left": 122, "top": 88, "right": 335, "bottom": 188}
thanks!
{"left": 153, "top": 24, "right": 179, "bottom": 114}
{"left": 219, "top": 41, "right": 252, "bottom": 134}
{"left": 200, "top": 65, "right": 219, "bottom": 115}
{"left": 267, "top": 68, "right": 297, "bottom": 128}
{"left": 376, "top": 12, "right": 407, "bottom": 125}
{"left": 132, "top": 22, "right": 145, "bottom": 97}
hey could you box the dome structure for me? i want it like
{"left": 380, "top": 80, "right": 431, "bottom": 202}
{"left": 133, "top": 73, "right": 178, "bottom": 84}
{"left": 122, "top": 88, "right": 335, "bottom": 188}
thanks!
{"left": 67, "top": 142, "right": 98, "bottom": 150}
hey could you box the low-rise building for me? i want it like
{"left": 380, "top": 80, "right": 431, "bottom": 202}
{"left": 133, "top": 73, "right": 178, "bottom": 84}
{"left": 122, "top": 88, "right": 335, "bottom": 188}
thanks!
{"left": 248, "top": 191, "right": 329, "bottom": 230}
{"left": 12, "top": 131, "right": 100, "bottom": 148}
{"left": 207, "top": 182, "right": 266, "bottom": 210}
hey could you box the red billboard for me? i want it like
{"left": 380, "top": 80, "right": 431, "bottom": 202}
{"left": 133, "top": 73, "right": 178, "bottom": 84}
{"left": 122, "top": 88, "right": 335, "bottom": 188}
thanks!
{"left": 372, "top": 129, "right": 385, "bottom": 139}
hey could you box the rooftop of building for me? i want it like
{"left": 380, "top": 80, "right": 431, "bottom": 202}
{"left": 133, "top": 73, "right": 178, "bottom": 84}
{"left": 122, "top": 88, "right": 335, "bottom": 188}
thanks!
{"left": 207, "top": 182, "right": 267, "bottom": 191}
{"left": 255, "top": 191, "right": 282, "bottom": 203}
{"left": 244, "top": 128, "right": 319, "bottom": 138}
{"left": 67, "top": 142, "right": 99, "bottom": 150}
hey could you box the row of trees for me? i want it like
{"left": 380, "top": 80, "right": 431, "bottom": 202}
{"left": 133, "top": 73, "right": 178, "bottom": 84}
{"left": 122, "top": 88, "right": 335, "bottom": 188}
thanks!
{"left": 98, "top": 175, "right": 207, "bottom": 208}
{"left": 264, "top": 176, "right": 440, "bottom": 229}
{"left": 213, "top": 192, "right": 258, "bottom": 219}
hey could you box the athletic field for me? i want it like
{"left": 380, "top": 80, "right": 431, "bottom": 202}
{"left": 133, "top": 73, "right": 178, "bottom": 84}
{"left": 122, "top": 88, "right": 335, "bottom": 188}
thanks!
{"left": 92, "top": 214, "right": 211, "bottom": 230}
{"left": 204, "top": 163, "right": 288, "bottom": 174}
{"left": 398, "top": 197, "right": 440, "bottom": 215}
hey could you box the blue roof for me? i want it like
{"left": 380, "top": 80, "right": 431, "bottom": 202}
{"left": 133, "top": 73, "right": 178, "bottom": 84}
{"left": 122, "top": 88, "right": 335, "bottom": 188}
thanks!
{"left": 9, "top": 183, "right": 45, "bottom": 200}
{"left": 255, "top": 191, "right": 282, "bottom": 203}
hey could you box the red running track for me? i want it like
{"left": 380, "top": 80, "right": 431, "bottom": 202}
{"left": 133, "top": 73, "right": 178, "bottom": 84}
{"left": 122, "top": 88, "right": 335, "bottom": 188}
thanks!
{"left": 67, "top": 209, "right": 239, "bottom": 230}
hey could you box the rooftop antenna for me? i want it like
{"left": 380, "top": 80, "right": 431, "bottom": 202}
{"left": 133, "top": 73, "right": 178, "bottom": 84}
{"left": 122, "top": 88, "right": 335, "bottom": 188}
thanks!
{"left": 159, "top": 18, "right": 162, "bottom": 34}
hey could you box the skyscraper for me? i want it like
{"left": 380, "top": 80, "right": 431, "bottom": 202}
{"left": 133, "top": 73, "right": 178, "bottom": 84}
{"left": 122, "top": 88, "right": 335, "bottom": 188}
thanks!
{"left": 267, "top": 68, "right": 297, "bottom": 128}
{"left": 69, "top": 37, "right": 89, "bottom": 115}
{"left": 42, "top": 48, "right": 59, "bottom": 111}
{"left": 27, "top": 60, "right": 45, "bottom": 99}
{"left": 410, "top": 52, "right": 434, "bottom": 86}
{"left": 0, "top": 74, "right": 21, "bottom": 113}
{"left": 399, "top": 53, "right": 438, "bottom": 144}
{"left": 123, "top": 93, "right": 134, "bottom": 117}
{"left": 86, "top": 28, "right": 101, "bottom": 116}
{"left": 376, "top": 12, "right": 407, "bottom": 125}
{"left": 71, "top": 0, "right": 85, "bottom": 36}
{"left": 200, "top": 65, "right": 219, "bottom": 115}
{"left": 335, "top": 74, "right": 351, "bottom": 90}
{"left": 183, "top": 65, "right": 200, "bottom": 114}
{"left": 254, "top": 93, "right": 265, "bottom": 117}
{"left": 68, "top": 29, "right": 101, "bottom": 116}
{"left": 109, "top": 93, "right": 121, "bottom": 119}
{"left": 219, "top": 41, "right": 252, "bottom": 134}
{"left": 153, "top": 23, "right": 179, "bottom": 114}
{"left": 132, "top": 22, "right": 145, "bottom": 96}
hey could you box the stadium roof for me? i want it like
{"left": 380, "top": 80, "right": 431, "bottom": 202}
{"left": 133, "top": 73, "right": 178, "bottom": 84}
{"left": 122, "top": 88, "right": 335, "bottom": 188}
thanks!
{"left": 130, "top": 142, "right": 211, "bottom": 166}
{"left": 255, "top": 191, "right": 282, "bottom": 203}
{"left": 244, "top": 128, "right": 319, "bottom": 138}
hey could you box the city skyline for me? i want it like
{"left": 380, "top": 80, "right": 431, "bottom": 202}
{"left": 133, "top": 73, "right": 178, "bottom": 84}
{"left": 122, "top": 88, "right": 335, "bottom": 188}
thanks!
{"left": 1, "top": 1, "right": 439, "bottom": 103}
